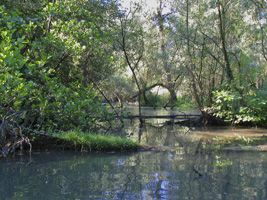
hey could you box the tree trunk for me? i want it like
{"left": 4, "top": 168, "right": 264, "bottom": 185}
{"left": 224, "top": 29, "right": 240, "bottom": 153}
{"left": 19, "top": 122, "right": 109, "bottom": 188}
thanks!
{"left": 217, "top": 0, "right": 234, "bottom": 82}
{"left": 185, "top": 0, "right": 203, "bottom": 110}
{"left": 120, "top": 17, "right": 143, "bottom": 123}
{"left": 142, "top": 90, "right": 149, "bottom": 106}
{"left": 157, "top": 1, "right": 173, "bottom": 91}
{"left": 168, "top": 87, "right": 177, "bottom": 108}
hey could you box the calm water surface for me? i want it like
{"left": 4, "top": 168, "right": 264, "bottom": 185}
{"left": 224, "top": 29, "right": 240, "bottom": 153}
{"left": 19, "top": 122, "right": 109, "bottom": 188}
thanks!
{"left": 1, "top": 149, "right": 267, "bottom": 200}
{"left": 1, "top": 107, "right": 267, "bottom": 200}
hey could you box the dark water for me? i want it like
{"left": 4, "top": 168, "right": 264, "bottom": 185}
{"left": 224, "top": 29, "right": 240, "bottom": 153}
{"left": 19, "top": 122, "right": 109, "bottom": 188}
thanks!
{"left": 1, "top": 107, "right": 267, "bottom": 200}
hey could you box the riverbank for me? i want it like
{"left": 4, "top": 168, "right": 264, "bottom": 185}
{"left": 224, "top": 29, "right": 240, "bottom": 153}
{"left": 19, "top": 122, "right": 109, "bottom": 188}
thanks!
{"left": 207, "top": 135, "right": 267, "bottom": 152}
{"left": 30, "top": 131, "right": 139, "bottom": 152}
{"left": 2, "top": 127, "right": 267, "bottom": 157}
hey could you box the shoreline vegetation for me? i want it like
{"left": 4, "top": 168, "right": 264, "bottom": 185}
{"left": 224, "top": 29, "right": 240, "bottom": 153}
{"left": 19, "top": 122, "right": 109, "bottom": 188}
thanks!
{"left": 1, "top": 126, "right": 267, "bottom": 157}
{"left": 31, "top": 130, "right": 267, "bottom": 154}
{"left": 30, "top": 131, "right": 140, "bottom": 152}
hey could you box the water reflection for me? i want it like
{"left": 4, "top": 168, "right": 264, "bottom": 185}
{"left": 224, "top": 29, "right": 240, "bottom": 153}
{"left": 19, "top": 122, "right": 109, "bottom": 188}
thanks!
{"left": 1, "top": 107, "right": 267, "bottom": 200}
{"left": 1, "top": 150, "right": 267, "bottom": 200}
{"left": 121, "top": 119, "right": 202, "bottom": 156}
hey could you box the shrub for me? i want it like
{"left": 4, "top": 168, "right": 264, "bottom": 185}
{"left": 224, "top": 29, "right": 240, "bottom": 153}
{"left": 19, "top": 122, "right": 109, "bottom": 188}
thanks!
{"left": 212, "top": 88, "right": 267, "bottom": 124}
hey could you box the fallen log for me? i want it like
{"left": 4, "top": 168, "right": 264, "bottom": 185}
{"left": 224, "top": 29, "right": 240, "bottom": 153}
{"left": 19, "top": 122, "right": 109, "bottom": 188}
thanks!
{"left": 122, "top": 114, "right": 202, "bottom": 119}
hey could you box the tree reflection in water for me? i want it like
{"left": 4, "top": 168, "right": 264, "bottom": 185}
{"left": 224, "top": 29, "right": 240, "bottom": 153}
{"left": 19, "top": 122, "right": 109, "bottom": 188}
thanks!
{"left": 1, "top": 121, "right": 267, "bottom": 200}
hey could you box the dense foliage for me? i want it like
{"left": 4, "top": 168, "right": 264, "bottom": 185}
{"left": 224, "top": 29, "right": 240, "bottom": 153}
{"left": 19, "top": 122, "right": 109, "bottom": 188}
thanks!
{"left": 0, "top": 0, "right": 266, "bottom": 144}
{"left": 0, "top": 1, "right": 118, "bottom": 134}
{"left": 113, "top": 0, "right": 267, "bottom": 125}
{"left": 212, "top": 86, "right": 267, "bottom": 124}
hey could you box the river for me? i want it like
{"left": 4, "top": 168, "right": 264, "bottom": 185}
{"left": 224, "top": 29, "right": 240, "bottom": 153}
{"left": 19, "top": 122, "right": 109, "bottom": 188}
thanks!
{"left": 1, "top": 107, "right": 267, "bottom": 200}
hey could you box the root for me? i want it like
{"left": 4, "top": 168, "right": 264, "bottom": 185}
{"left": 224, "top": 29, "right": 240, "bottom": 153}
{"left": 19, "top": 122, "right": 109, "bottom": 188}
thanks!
{"left": 0, "top": 107, "right": 32, "bottom": 157}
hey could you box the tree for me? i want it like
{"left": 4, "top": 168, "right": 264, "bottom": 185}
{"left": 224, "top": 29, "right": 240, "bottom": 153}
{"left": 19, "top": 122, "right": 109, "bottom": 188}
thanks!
{"left": 0, "top": 0, "right": 121, "bottom": 132}
{"left": 117, "top": 3, "right": 145, "bottom": 121}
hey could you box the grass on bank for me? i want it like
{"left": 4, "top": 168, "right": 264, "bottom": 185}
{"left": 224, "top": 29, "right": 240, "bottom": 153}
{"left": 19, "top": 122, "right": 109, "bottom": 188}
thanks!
{"left": 52, "top": 131, "right": 139, "bottom": 151}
